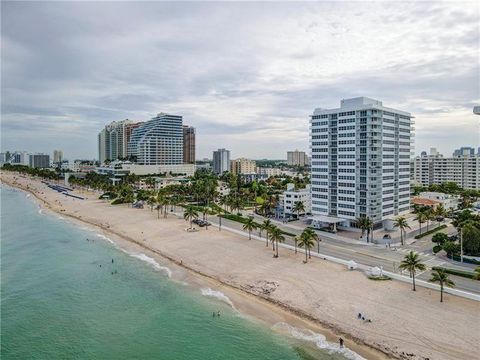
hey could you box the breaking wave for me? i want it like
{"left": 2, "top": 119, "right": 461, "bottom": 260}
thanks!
{"left": 272, "top": 322, "right": 365, "bottom": 360}
{"left": 130, "top": 253, "right": 172, "bottom": 278}
{"left": 200, "top": 288, "right": 235, "bottom": 309}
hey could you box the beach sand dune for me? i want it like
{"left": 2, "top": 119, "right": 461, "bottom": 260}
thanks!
{"left": 2, "top": 172, "right": 479, "bottom": 360}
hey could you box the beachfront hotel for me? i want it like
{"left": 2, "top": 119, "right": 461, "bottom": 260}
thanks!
{"left": 309, "top": 97, "right": 413, "bottom": 230}
{"left": 127, "top": 113, "right": 184, "bottom": 166}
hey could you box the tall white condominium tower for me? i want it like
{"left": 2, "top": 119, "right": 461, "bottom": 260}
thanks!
{"left": 128, "top": 113, "right": 183, "bottom": 165}
{"left": 212, "top": 148, "right": 231, "bottom": 175}
{"left": 310, "top": 97, "right": 413, "bottom": 229}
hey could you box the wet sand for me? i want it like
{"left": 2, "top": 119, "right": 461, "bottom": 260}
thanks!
{"left": 2, "top": 172, "right": 479, "bottom": 360}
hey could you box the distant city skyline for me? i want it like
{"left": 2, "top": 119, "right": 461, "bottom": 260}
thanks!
{"left": 2, "top": 2, "right": 479, "bottom": 159}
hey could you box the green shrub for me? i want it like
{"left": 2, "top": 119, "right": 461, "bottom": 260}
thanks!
{"left": 432, "top": 245, "right": 443, "bottom": 254}
{"left": 432, "top": 232, "right": 448, "bottom": 244}
{"left": 368, "top": 275, "right": 391, "bottom": 281}
{"left": 99, "top": 191, "right": 116, "bottom": 200}
{"left": 449, "top": 254, "right": 480, "bottom": 265}
{"left": 442, "top": 241, "right": 461, "bottom": 256}
{"left": 111, "top": 198, "right": 125, "bottom": 205}
{"left": 432, "top": 266, "right": 478, "bottom": 280}
{"left": 221, "top": 214, "right": 296, "bottom": 237}
{"left": 414, "top": 224, "right": 447, "bottom": 239}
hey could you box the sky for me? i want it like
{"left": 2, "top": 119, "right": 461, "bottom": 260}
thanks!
{"left": 1, "top": 1, "right": 479, "bottom": 160}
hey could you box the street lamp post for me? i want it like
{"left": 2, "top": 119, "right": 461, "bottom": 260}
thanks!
{"left": 460, "top": 227, "right": 463, "bottom": 263}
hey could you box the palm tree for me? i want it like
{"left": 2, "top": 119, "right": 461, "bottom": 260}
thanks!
{"left": 293, "top": 201, "right": 305, "bottom": 219}
{"left": 294, "top": 234, "right": 301, "bottom": 254}
{"left": 298, "top": 230, "right": 315, "bottom": 263}
{"left": 393, "top": 216, "right": 410, "bottom": 246}
{"left": 303, "top": 228, "right": 320, "bottom": 255}
{"left": 434, "top": 204, "right": 447, "bottom": 223}
{"left": 399, "top": 251, "right": 426, "bottom": 291}
{"left": 415, "top": 211, "right": 427, "bottom": 235}
{"left": 269, "top": 225, "right": 278, "bottom": 252}
{"left": 429, "top": 269, "right": 455, "bottom": 302}
{"left": 216, "top": 208, "right": 224, "bottom": 232}
{"left": 251, "top": 180, "right": 259, "bottom": 212}
{"left": 425, "top": 208, "right": 434, "bottom": 232}
{"left": 356, "top": 216, "right": 368, "bottom": 238}
{"left": 356, "top": 216, "right": 372, "bottom": 243}
{"left": 147, "top": 195, "right": 156, "bottom": 212}
{"left": 262, "top": 219, "right": 272, "bottom": 247}
{"left": 183, "top": 206, "right": 198, "bottom": 230}
{"left": 243, "top": 217, "right": 257, "bottom": 240}
{"left": 270, "top": 227, "right": 285, "bottom": 258}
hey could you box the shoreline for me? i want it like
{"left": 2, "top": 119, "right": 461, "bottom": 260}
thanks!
{"left": 1, "top": 177, "right": 383, "bottom": 360}
{"left": 1, "top": 176, "right": 388, "bottom": 360}
{"left": 2, "top": 172, "right": 479, "bottom": 360}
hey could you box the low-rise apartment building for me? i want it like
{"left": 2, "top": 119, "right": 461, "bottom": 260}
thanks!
{"left": 283, "top": 183, "right": 311, "bottom": 218}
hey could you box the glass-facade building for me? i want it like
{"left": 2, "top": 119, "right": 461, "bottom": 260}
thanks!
{"left": 128, "top": 113, "right": 183, "bottom": 165}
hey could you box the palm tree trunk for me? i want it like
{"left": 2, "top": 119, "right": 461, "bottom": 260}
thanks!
{"left": 308, "top": 248, "right": 311, "bottom": 259}
{"left": 317, "top": 241, "right": 320, "bottom": 254}
{"left": 276, "top": 240, "right": 279, "bottom": 257}
{"left": 295, "top": 240, "right": 297, "bottom": 254}
{"left": 249, "top": 230, "right": 251, "bottom": 240}
{"left": 440, "top": 283, "right": 443, "bottom": 302}
{"left": 413, "top": 272, "right": 416, "bottom": 291}
{"left": 305, "top": 248, "right": 308, "bottom": 263}
{"left": 265, "top": 234, "right": 268, "bottom": 247}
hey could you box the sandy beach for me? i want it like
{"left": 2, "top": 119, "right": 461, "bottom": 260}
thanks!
{"left": 2, "top": 172, "right": 479, "bottom": 360}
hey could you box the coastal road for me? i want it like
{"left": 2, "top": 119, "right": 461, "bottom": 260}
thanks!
{"left": 200, "top": 213, "right": 480, "bottom": 295}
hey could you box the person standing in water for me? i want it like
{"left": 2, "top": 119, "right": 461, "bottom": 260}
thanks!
{"left": 339, "top": 337, "right": 344, "bottom": 348}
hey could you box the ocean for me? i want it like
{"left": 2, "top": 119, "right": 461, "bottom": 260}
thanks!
{"left": 1, "top": 185, "right": 358, "bottom": 360}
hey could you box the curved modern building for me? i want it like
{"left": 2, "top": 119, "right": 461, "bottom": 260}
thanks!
{"left": 127, "top": 113, "right": 183, "bottom": 165}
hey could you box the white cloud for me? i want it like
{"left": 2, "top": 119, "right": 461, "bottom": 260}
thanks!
{"left": 1, "top": 1, "right": 479, "bottom": 159}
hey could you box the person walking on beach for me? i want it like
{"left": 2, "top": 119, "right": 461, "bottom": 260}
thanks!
{"left": 339, "top": 337, "right": 344, "bottom": 348}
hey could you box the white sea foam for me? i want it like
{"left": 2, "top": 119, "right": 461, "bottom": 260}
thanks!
{"left": 200, "top": 288, "right": 235, "bottom": 309}
{"left": 96, "top": 233, "right": 116, "bottom": 245}
{"left": 272, "top": 322, "right": 366, "bottom": 360}
{"left": 38, "top": 208, "right": 43, "bottom": 214}
{"left": 130, "top": 253, "right": 172, "bottom": 278}
{"left": 26, "top": 194, "right": 31, "bottom": 198}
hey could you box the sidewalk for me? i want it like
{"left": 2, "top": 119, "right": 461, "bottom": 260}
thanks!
{"left": 172, "top": 208, "right": 479, "bottom": 300}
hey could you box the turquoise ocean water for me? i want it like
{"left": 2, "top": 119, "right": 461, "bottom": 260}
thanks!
{"left": 1, "top": 185, "right": 356, "bottom": 360}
